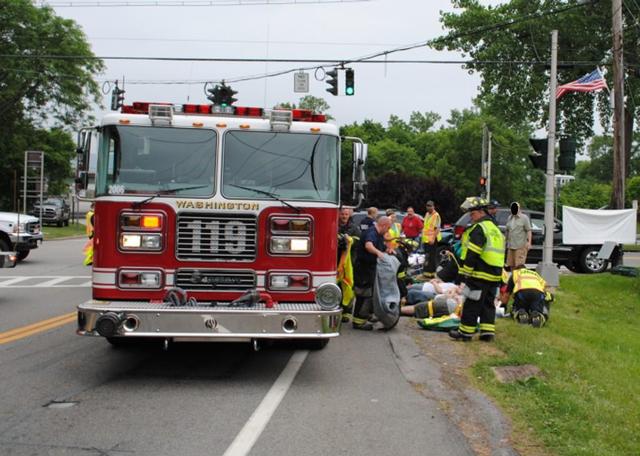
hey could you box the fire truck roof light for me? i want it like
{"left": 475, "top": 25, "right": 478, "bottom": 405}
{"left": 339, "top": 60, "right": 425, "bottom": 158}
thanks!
{"left": 291, "top": 109, "right": 313, "bottom": 121}
{"left": 149, "top": 104, "right": 173, "bottom": 126}
{"left": 270, "top": 110, "right": 292, "bottom": 132}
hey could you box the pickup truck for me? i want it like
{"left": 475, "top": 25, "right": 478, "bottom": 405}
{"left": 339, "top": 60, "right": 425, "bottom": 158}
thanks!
{"left": 0, "top": 211, "right": 44, "bottom": 262}
{"left": 453, "top": 208, "right": 623, "bottom": 273}
{"left": 31, "top": 197, "right": 71, "bottom": 227}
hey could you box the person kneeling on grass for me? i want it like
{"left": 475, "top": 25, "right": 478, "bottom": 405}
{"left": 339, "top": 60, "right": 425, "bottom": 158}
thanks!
{"left": 500, "top": 265, "right": 552, "bottom": 328}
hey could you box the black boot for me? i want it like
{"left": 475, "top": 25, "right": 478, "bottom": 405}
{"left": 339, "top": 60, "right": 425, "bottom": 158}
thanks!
{"left": 449, "top": 329, "right": 472, "bottom": 341}
{"left": 353, "top": 321, "right": 374, "bottom": 331}
{"left": 479, "top": 332, "right": 495, "bottom": 342}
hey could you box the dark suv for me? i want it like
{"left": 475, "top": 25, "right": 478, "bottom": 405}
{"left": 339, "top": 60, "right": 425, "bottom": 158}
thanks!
{"left": 453, "top": 208, "right": 622, "bottom": 273}
{"left": 31, "top": 197, "right": 71, "bottom": 227}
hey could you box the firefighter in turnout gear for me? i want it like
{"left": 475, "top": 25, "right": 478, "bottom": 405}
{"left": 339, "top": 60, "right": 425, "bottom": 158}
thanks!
{"left": 501, "top": 265, "right": 551, "bottom": 328}
{"left": 450, "top": 197, "right": 505, "bottom": 342}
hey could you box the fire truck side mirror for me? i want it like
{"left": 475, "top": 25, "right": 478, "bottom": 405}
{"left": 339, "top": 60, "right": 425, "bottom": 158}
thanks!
{"left": 352, "top": 142, "right": 368, "bottom": 164}
{"left": 351, "top": 142, "right": 368, "bottom": 208}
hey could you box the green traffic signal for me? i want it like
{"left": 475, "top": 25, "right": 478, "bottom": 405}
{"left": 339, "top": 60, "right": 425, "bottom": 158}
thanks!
{"left": 345, "top": 68, "right": 355, "bottom": 96}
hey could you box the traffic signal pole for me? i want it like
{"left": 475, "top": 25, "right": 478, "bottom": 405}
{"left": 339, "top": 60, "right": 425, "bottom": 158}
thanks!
{"left": 536, "top": 29, "right": 559, "bottom": 288}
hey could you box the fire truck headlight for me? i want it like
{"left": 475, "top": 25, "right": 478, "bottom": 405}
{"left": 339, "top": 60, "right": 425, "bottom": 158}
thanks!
{"left": 315, "top": 283, "right": 341, "bottom": 310}
{"left": 120, "top": 233, "right": 162, "bottom": 251}
{"left": 269, "top": 237, "right": 310, "bottom": 254}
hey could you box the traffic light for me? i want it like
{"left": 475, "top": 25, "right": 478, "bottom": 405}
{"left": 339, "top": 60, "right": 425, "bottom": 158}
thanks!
{"left": 559, "top": 137, "right": 576, "bottom": 173}
{"left": 110, "top": 85, "right": 125, "bottom": 111}
{"left": 479, "top": 176, "right": 487, "bottom": 187}
{"left": 528, "top": 138, "right": 549, "bottom": 170}
{"left": 207, "top": 83, "right": 238, "bottom": 107}
{"left": 325, "top": 69, "right": 338, "bottom": 96}
{"left": 345, "top": 68, "right": 355, "bottom": 96}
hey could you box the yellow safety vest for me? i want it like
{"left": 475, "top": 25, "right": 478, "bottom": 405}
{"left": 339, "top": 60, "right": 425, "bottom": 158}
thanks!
{"left": 422, "top": 211, "right": 442, "bottom": 243}
{"left": 512, "top": 268, "right": 546, "bottom": 293}
{"left": 385, "top": 222, "right": 402, "bottom": 249}
{"left": 460, "top": 220, "right": 505, "bottom": 282}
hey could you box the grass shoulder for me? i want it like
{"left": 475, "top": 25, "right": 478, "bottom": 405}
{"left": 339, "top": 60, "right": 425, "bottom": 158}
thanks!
{"left": 42, "top": 222, "right": 87, "bottom": 240}
{"left": 470, "top": 274, "right": 640, "bottom": 456}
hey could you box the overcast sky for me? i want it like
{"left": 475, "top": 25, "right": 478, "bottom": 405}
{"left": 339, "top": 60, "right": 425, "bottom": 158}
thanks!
{"left": 49, "top": 0, "right": 501, "bottom": 126}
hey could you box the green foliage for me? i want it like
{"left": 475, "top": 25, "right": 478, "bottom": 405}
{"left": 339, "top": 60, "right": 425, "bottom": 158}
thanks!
{"left": 473, "top": 274, "right": 640, "bottom": 455}
{"left": 433, "top": 0, "right": 640, "bottom": 143}
{"left": 628, "top": 176, "right": 640, "bottom": 202}
{"left": 367, "top": 172, "right": 458, "bottom": 222}
{"left": 297, "top": 95, "right": 331, "bottom": 115}
{"left": 558, "top": 179, "right": 611, "bottom": 209}
{"left": 0, "top": 1, "right": 103, "bottom": 210}
{"left": 0, "top": 1, "right": 103, "bottom": 126}
{"left": 340, "top": 109, "right": 543, "bottom": 219}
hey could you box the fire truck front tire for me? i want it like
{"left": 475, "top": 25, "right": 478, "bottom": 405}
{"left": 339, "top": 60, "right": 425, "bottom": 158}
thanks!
{"left": 106, "top": 337, "right": 152, "bottom": 348}
{"left": 296, "top": 339, "right": 330, "bottom": 350}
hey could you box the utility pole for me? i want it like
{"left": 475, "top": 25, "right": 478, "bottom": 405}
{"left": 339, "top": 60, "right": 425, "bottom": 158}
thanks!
{"left": 537, "top": 29, "right": 559, "bottom": 288}
{"left": 481, "top": 124, "right": 489, "bottom": 199}
{"left": 611, "top": 0, "right": 625, "bottom": 208}
{"left": 487, "top": 129, "right": 492, "bottom": 200}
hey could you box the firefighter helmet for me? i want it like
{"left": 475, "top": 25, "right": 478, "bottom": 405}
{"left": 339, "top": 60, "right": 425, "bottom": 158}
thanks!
{"left": 460, "top": 196, "right": 489, "bottom": 213}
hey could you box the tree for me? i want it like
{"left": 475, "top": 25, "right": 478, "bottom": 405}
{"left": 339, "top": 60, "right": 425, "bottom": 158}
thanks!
{"left": 433, "top": 0, "right": 640, "bottom": 173}
{"left": 558, "top": 179, "right": 611, "bottom": 209}
{"left": 0, "top": 1, "right": 103, "bottom": 209}
{"left": 274, "top": 96, "right": 332, "bottom": 118}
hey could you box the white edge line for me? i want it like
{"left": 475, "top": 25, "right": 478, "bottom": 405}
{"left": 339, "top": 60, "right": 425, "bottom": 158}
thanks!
{"left": 222, "top": 350, "right": 309, "bottom": 456}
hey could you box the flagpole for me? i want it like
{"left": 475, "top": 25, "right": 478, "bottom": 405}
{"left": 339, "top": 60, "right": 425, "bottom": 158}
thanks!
{"left": 537, "top": 29, "right": 559, "bottom": 288}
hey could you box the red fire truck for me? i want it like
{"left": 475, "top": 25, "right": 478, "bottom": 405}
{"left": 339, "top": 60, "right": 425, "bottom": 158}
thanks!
{"left": 75, "top": 89, "right": 367, "bottom": 350}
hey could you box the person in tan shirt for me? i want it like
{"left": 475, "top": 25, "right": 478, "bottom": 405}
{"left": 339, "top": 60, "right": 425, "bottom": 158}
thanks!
{"left": 505, "top": 202, "right": 532, "bottom": 269}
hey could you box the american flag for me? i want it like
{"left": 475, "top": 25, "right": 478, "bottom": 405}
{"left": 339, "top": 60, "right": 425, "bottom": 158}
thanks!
{"left": 556, "top": 68, "right": 608, "bottom": 99}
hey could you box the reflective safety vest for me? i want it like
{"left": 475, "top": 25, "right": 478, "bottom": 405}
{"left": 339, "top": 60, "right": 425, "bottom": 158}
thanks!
{"left": 513, "top": 268, "right": 546, "bottom": 293}
{"left": 86, "top": 210, "right": 94, "bottom": 239}
{"left": 422, "top": 211, "right": 442, "bottom": 243}
{"left": 460, "top": 220, "right": 505, "bottom": 282}
{"left": 385, "top": 222, "right": 402, "bottom": 249}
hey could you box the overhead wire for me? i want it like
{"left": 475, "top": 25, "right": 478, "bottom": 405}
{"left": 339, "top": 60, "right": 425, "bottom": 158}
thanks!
{"left": 4, "top": 0, "right": 593, "bottom": 87}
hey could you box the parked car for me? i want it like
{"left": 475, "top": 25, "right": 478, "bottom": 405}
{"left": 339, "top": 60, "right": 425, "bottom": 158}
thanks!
{"left": 31, "top": 197, "right": 71, "bottom": 227}
{"left": 0, "top": 211, "right": 43, "bottom": 262}
{"left": 453, "top": 208, "right": 623, "bottom": 273}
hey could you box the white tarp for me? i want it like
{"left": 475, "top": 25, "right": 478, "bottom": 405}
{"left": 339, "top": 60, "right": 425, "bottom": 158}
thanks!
{"left": 562, "top": 206, "right": 637, "bottom": 245}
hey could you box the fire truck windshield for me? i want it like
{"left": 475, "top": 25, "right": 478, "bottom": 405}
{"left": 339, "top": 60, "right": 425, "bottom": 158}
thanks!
{"left": 222, "top": 131, "right": 339, "bottom": 203}
{"left": 96, "top": 125, "right": 216, "bottom": 197}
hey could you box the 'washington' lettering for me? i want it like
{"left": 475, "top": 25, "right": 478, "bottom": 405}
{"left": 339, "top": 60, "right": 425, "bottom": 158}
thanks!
{"left": 176, "top": 200, "right": 259, "bottom": 211}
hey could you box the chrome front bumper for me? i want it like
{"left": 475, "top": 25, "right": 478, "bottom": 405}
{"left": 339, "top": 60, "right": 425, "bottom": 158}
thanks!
{"left": 77, "top": 300, "right": 342, "bottom": 341}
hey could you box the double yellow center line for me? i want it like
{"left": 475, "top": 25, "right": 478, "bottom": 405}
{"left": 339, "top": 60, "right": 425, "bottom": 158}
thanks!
{"left": 0, "top": 312, "right": 76, "bottom": 345}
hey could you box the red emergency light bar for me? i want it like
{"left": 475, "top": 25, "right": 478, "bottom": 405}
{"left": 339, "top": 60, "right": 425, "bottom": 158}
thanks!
{"left": 119, "top": 103, "right": 326, "bottom": 122}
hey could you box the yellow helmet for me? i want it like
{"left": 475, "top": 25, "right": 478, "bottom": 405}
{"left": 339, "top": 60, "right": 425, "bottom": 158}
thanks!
{"left": 460, "top": 196, "right": 489, "bottom": 213}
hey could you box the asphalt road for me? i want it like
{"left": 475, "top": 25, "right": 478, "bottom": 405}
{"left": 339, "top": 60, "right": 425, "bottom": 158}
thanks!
{"left": 2, "top": 239, "right": 638, "bottom": 455}
{"left": 0, "top": 238, "right": 491, "bottom": 456}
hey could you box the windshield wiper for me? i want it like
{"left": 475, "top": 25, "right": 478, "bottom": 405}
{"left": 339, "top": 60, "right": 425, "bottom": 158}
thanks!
{"left": 132, "top": 185, "right": 209, "bottom": 209}
{"left": 228, "top": 184, "right": 301, "bottom": 213}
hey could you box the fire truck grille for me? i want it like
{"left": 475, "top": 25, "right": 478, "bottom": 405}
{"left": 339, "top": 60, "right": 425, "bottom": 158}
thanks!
{"left": 176, "top": 212, "right": 258, "bottom": 261}
{"left": 175, "top": 269, "right": 256, "bottom": 291}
